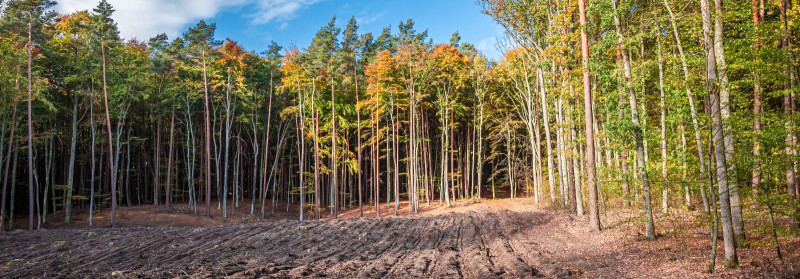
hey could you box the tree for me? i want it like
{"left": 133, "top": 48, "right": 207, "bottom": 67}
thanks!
{"left": 183, "top": 20, "right": 218, "bottom": 218}
{"left": 578, "top": 0, "right": 600, "bottom": 231}
{"left": 1, "top": 0, "right": 55, "bottom": 230}
{"left": 700, "top": 0, "right": 738, "bottom": 266}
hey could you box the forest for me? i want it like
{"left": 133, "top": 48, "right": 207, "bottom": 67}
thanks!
{"left": 0, "top": 0, "right": 799, "bottom": 277}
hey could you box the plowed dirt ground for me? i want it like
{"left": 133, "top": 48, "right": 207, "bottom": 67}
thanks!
{"left": 1, "top": 199, "right": 797, "bottom": 278}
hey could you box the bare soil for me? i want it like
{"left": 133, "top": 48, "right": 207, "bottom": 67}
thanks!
{"left": 1, "top": 199, "right": 798, "bottom": 278}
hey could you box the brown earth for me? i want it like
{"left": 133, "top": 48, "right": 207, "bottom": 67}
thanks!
{"left": 0, "top": 198, "right": 798, "bottom": 278}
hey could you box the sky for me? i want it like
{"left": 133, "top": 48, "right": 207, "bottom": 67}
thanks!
{"left": 54, "top": 0, "right": 505, "bottom": 60}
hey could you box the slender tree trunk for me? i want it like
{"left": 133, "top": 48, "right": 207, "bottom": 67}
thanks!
{"left": 0, "top": 110, "right": 5, "bottom": 226}
{"left": 664, "top": 0, "right": 709, "bottom": 212}
{"left": 538, "top": 69, "right": 556, "bottom": 204}
{"left": 780, "top": 0, "right": 799, "bottom": 229}
{"left": 100, "top": 42, "right": 118, "bottom": 227}
{"left": 8, "top": 139, "right": 19, "bottom": 230}
{"left": 313, "top": 97, "right": 321, "bottom": 220}
{"left": 1, "top": 87, "right": 18, "bottom": 232}
{"left": 260, "top": 76, "right": 273, "bottom": 217}
{"left": 166, "top": 107, "right": 175, "bottom": 209}
{"left": 571, "top": 124, "right": 583, "bottom": 216}
{"left": 658, "top": 36, "right": 669, "bottom": 214}
{"left": 222, "top": 72, "right": 233, "bottom": 219}
{"left": 89, "top": 99, "right": 96, "bottom": 227}
{"left": 751, "top": 0, "right": 764, "bottom": 196}
{"left": 355, "top": 61, "right": 363, "bottom": 218}
{"left": 566, "top": 104, "right": 576, "bottom": 211}
{"left": 202, "top": 50, "right": 212, "bottom": 218}
{"left": 331, "top": 82, "right": 338, "bottom": 219}
{"left": 611, "top": 0, "right": 654, "bottom": 239}
{"left": 478, "top": 91, "right": 485, "bottom": 202}
{"left": 154, "top": 118, "right": 161, "bottom": 206}
{"left": 296, "top": 88, "right": 306, "bottom": 222}
{"left": 578, "top": 0, "right": 599, "bottom": 229}
{"left": 27, "top": 22, "right": 34, "bottom": 231}
{"left": 712, "top": 0, "right": 745, "bottom": 245}
{"left": 64, "top": 97, "right": 80, "bottom": 225}
{"left": 701, "top": 0, "right": 738, "bottom": 266}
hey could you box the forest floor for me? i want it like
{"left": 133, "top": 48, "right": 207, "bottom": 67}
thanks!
{"left": 1, "top": 198, "right": 798, "bottom": 278}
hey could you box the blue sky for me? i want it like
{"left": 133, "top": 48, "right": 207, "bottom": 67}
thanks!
{"left": 55, "top": 0, "right": 505, "bottom": 60}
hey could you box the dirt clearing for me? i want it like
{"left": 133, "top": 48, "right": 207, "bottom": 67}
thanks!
{"left": 0, "top": 199, "right": 797, "bottom": 278}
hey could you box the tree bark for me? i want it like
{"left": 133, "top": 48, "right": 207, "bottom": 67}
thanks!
{"left": 202, "top": 50, "right": 212, "bottom": 218}
{"left": 751, "top": 0, "right": 763, "bottom": 196}
{"left": 658, "top": 36, "right": 669, "bottom": 214}
{"left": 578, "top": 0, "right": 599, "bottom": 229}
{"left": 713, "top": 0, "right": 745, "bottom": 245}
{"left": 166, "top": 107, "right": 175, "bottom": 209}
{"left": 0, "top": 89, "right": 18, "bottom": 232}
{"left": 27, "top": 22, "right": 34, "bottom": 231}
{"left": 701, "top": 0, "right": 739, "bottom": 266}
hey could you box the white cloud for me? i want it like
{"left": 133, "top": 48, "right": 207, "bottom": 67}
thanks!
{"left": 248, "top": 0, "right": 320, "bottom": 24}
{"left": 279, "top": 22, "right": 289, "bottom": 30}
{"left": 356, "top": 11, "right": 386, "bottom": 25}
{"left": 54, "top": 0, "right": 319, "bottom": 40}
{"left": 476, "top": 36, "right": 501, "bottom": 61}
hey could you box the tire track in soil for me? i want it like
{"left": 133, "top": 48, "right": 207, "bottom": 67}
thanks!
{"left": 353, "top": 218, "right": 413, "bottom": 278}
{"left": 357, "top": 216, "right": 422, "bottom": 277}
{"left": 314, "top": 217, "right": 386, "bottom": 276}
{"left": 174, "top": 221, "right": 314, "bottom": 277}
{"left": 460, "top": 211, "right": 498, "bottom": 278}
{"left": 309, "top": 219, "right": 390, "bottom": 276}
{"left": 0, "top": 209, "right": 553, "bottom": 278}
{"left": 242, "top": 217, "right": 381, "bottom": 278}
{"left": 486, "top": 210, "right": 541, "bottom": 277}
{"left": 281, "top": 218, "right": 379, "bottom": 277}
{"left": 149, "top": 225, "right": 267, "bottom": 277}
{"left": 428, "top": 213, "right": 465, "bottom": 278}
{"left": 386, "top": 214, "right": 443, "bottom": 278}
{"left": 54, "top": 228, "right": 184, "bottom": 276}
{"left": 383, "top": 215, "right": 432, "bottom": 277}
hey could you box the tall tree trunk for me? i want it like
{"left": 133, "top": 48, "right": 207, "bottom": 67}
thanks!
{"left": 313, "top": 97, "right": 321, "bottom": 220}
{"left": 701, "top": 0, "right": 739, "bottom": 266}
{"left": 751, "top": 0, "right": 764, "bottom": 196}
{"left": 331, "top": 82, "right": 338, "bottom": 219}
{"left": 578, "top": 0, "right": 600, "bottom": 229}
{"left": 64, "top": 98, "right": 79, "bottom": 225}
{"left": 27, "top": 22, "right": 34, "bottom": 231}
{"left": 154, "top": 118, "right": 161, "bottom": 205}
{"left": 614, "top": 51, "right": 631, "bottom": 206}
{"left": 713, "top": 0, "right": 745, "bottom": 245}
{"left": 296, "top": 87, "right": 306, "bottom": 222}
{"left": 222, "top": 72, "right": 233, "bottom": 219}
{"left": 780, "top": 0, "right": 799, "bottom": 229}
{"left": 202, "top": 50, "right": 212, "bottom": 218}
{"left": 100, "top": 41, "right": 118, "bottom": 227}
{"left": 89, "top": 97, "right": 96, "bottom": 226}
{"left": 355, "top": 60, "right": 363, "bottom": 218}
{"left": 538, "top": 69, "right": 556, "bottom": 204}
{"left": 664, "top": 0, "right": 710, "bottom": 212}
{"left": 571, "top": 123, "right": 583, "bottom": 216}
{"left": 611, "top": 0, "right": 654, "bottom": 239}
{"left": 260, "top": 78, "right": 273, "bottom": 217}
{"left": 8, "top": 138, "right": 19, "bottom": 230}
{"left": 658, "top": 36, "right": 669, "bottom": 214}
{"left": 1, "top": 86, "right": 18, "bottom": 232}
{"left": 166, "top": 107, "right": 175, "bottom": 209}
